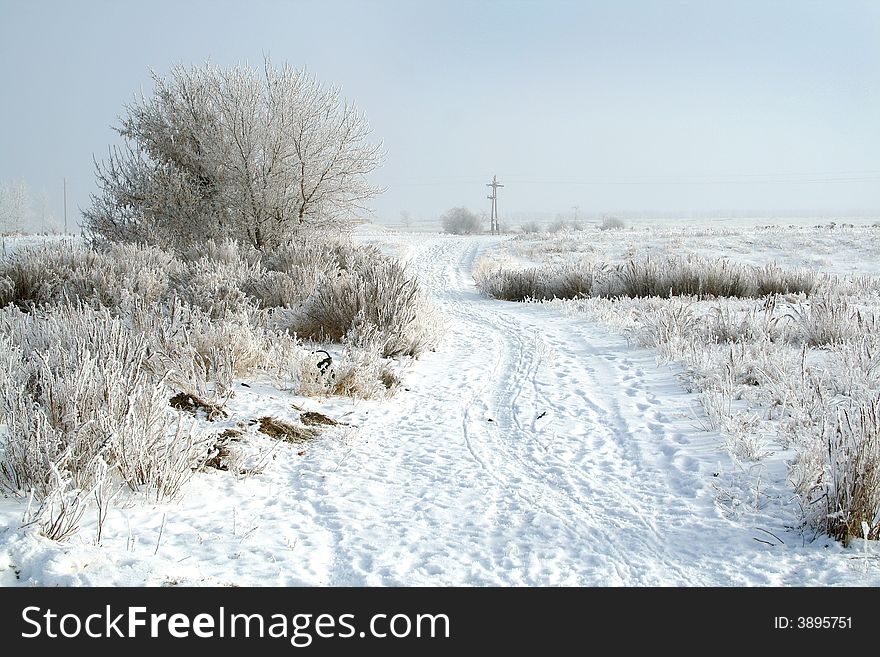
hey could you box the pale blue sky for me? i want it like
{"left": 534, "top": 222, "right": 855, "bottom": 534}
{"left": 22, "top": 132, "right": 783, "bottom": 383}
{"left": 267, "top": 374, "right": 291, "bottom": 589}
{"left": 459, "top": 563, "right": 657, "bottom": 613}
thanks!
{"left": 1, "top": 0, "right": 878, "bottom": 228}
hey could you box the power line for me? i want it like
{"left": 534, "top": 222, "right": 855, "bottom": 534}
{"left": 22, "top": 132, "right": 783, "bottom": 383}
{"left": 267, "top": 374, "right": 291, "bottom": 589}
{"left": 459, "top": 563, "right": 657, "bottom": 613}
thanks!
{"left": 503, "top": 169, "right": 880, "bottom": 180}
{"left": 504, "top": 176, "right": 880, "bottom": 185}
{"left": 384, "top": 173, "right": 880, "bottom": 187}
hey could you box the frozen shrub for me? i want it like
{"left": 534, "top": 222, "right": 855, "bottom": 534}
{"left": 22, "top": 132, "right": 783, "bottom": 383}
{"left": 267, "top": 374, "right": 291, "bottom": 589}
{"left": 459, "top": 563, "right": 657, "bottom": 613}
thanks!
{"left": 296, "top": 270, "right": 363, "bottom": 340}
{"left": 474, "top": 261, "right": 594, "bottom": 301}
{"left": 169, "top": 256, "right": 262, "bottom": 319}
{"left": 319, "top": 340, "right": 401, "bottom": 399}
{"left": 1, "top": 235, "right": 438, "bottom": 360}
{"left": 475, "top": 266, "right": 544, "bottom": 301}
{"left": 700, "top": 260, "right": 754, "bottom": 298}
{"left": 0, "top": 243, "right": 96, "bottom": 307}
{"left": 478, "top": 254, "right": 819, "bottom": 302}
{"left": 0, "top": 273, "right": 13, "bottom": 306}
{"left": 100, "top": 243, "right": 180, "bottom": 305}
{"left": 701, "top": 302, "right": 785, "bottom": 345}
{"left": 546, "top": 263, "right": 594, "bottom": 299}
{"left": 704, "top": 306, "right": 758, "bottom": 344}
{"left": 782, "top": 295, "right": 874, "bottom": 347}
{"left": 616, "top": 258, "right": 680, "bottom": 298}
{"left": 327, "top": 240, "right": 385, "bottom": 275}
{"left": 184, "top": 310, "right": 305, "bottom": 393}
{"left": 547, "top": 218, "right": 581, "bottom": 233}
{"left": 441, "top": 207, "right": 481, "bottom": 235}
{"left": 246, "top": 270, "right": 314, "bottom": 309}
{"left": 629, "top": 298, "right": 700, "bottom": 347}
{"left": 0, "top": 241, "right": 178, "bottom": 309}
{"left": 599, "top": 216, "right": 626, "bottom": 230}
{"left": 755, "top": 265, "right": 817, "bottom": 296}
{"left": 0, "top": 303, "right": 212, "bottom": 502}
{"left": 180, "top": 238, "right": 258, "bottom": 265}
{"left": 826, "top": 337, "right": 880, "bottom": 400}
{"left": 124, "top": 299, "right": 313, "bottom": 396}
{"left": 248, "top": 237, "right": 349, "bottom": 310}
{"left": 0, "top": 231, "right": 435, "bottom": 540}
{"left": 615, "top": 257, "right": 753, "bottom": 298}
{"left": 802, "top": 398, "right": 880, "bottom": 545}
{"left": 262, "top": 239, "right": 340, "bottom": 278}
{"left": 296, "top": 257, "right": 437, "bottom": 357}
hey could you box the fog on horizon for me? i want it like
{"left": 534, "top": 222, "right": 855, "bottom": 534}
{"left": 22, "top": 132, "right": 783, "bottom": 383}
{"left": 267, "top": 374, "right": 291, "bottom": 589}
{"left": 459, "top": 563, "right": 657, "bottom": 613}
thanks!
{"left": 1, "top": 0, "right": 878, "bottom": 231}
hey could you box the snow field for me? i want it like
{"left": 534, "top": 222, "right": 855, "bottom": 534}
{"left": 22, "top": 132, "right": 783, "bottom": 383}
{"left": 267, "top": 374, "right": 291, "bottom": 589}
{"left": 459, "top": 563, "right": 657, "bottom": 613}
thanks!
{"left": 1, "top": 223, "right": 879, "bottom": 585}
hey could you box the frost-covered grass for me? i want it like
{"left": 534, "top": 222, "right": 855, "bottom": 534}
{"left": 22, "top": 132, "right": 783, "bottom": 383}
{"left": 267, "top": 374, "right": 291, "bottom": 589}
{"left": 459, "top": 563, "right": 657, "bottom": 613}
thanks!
{"left": 0, "top": 236, "right": 439, "bottom": 542}
{"left": 481, "top": 222, "right": 880, "bottom": 544}
{"left": 0, "top": 237, "right": 440, "bottom": 358}
{"left": 475, "top": 254, "right": 818, "bottom": 301}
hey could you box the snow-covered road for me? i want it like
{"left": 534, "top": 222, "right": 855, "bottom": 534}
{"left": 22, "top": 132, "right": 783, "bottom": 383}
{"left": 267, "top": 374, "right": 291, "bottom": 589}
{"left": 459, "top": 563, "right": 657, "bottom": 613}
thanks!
{"left": 306, "top": 234, "right": 869, "bottom": 585}
{"left": 1, "top": 233, "right": 875, "bottom": 586}
{"left": 315, "top": 235, "right": 732, "bottom": 584}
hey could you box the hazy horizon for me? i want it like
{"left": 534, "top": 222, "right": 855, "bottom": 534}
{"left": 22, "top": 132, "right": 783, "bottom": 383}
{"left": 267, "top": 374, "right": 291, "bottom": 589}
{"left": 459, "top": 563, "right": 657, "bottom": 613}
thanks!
{"left": 2, "top": 0, "right": 878, "bottom": 231}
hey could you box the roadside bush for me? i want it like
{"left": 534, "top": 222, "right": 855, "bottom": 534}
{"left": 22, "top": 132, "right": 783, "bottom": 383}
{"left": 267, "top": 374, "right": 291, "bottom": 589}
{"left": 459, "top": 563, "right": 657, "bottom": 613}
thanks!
{"left": 474, "top": 259, "right": 594, "bottom": 301}
{"left": 599, "top": 216, "right": 626, "bottom": 231}
{"left": 477, "top": 254, "right": 818, "bottom": 302}
{"left": 0, "top": 303, "right": 212, "bottom": 502}
{"left": 295, "top": 257, "right": 438, "bottom": 357}
{"left": 441, "top": 207, "right": 481, "bottom": 235}
{"left": 782, "top": 294, "right": 874, "bottom": 347}
{"left": 0, "top": 242, "right": 179, "bottom": 309}
{"left": 0, "top": 238, "right": 439, "bottom": 359}
{"left": 797, "top": 398, "right": 880, "bottom": 545}
{"left": 170, "top": 255, "right": 262, "bottom": 319}
{"left": 474, "top": 265, "right": 544, "bottom": 301}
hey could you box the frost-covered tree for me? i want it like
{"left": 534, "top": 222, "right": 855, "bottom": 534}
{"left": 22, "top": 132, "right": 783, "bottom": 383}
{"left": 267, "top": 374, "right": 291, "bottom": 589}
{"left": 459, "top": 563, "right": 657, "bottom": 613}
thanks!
{"left": 84, "top": 59, "right": 384, "bottom": 250}
{"left": 0, "top": 180, "right": 32, "bottom": 233}
{"left": 441, "top": 207, "right": 481, "bottom": 235}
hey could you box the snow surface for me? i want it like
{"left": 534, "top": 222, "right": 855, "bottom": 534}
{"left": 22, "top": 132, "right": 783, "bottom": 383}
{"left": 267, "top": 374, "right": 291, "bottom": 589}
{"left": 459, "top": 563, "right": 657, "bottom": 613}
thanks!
{"left": 2, "top": 228, "right": 878, "bottom": 586}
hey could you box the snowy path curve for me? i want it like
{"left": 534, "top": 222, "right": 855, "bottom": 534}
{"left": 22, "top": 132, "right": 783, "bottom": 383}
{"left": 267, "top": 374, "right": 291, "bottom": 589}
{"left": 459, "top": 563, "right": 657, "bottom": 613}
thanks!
{"left": 310, "top": 235, "right": 786, "bottom": 585}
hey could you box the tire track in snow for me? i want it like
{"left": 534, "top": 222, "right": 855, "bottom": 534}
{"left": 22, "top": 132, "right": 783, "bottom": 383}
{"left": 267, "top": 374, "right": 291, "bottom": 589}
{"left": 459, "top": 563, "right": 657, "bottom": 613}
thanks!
{"left": 440, "top": 276, "right": 670, "bottom": 577}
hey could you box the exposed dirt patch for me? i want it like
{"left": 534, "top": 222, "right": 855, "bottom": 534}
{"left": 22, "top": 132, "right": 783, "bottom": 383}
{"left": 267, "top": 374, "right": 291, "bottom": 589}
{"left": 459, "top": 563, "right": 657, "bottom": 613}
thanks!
{"left": 169, "top": 392, "right": 227, "bottom": 421}
{"left": 257, "top": 416, "right": 319, "bottom": 443}
{"left": 380, "top": 370, "right": 401, "bottom": 390}
{"left": 300, "top": 411, "right": 338, "bottom": 426}
{"left": 204, "top": 429, "right": 241, "bottom": 471}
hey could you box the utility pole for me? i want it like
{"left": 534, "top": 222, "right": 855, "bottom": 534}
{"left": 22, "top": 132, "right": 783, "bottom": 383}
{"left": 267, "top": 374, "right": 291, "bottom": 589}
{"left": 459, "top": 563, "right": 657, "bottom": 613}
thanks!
{"left": 63, "top": 177, "right": 68, "bottom": 234}
{"left": 572, "top": 205, "right": 579, "bottom": 223}
{"left": 486, "top": 174, "right": 504, "bottom": 234}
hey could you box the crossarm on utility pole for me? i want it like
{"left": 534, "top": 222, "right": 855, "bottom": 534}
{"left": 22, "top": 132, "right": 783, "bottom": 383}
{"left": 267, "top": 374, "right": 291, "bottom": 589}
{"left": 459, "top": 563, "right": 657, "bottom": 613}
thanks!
{"left": 486, "top": 175, "right": 504, "bottom": 234}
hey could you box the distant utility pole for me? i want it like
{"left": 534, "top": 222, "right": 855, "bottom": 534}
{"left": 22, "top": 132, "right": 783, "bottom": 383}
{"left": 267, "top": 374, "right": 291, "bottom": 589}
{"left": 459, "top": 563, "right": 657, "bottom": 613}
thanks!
{"left": 486, "top": 174, "right": 504, "bottom": 234}
{"left": 63, "top": 177, "right": 68, "bottom": 234}
{"left": 572, "top": 205, "right": 579, "bottom": 223}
